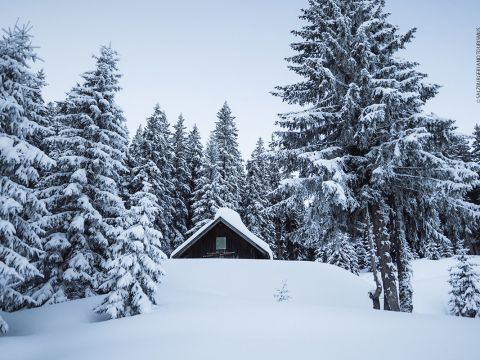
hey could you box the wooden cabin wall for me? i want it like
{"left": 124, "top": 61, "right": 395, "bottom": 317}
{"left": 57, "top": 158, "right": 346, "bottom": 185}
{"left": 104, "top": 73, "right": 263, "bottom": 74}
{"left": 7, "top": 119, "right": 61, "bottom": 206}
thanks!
{"left": 178, "top": 222, "right": 268, "bottom": 259}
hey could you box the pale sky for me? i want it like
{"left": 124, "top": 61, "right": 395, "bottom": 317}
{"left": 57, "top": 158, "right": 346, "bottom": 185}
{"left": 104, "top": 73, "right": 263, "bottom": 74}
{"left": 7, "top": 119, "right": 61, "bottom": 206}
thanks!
{"left": 1, "top": 0, "right": 479, "bottom": 157}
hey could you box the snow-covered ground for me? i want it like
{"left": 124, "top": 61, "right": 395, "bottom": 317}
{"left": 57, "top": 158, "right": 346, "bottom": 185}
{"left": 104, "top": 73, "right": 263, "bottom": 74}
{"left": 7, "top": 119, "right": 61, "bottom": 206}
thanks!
{"left": 1, "top": 258, "right": 479, "bottom": 360}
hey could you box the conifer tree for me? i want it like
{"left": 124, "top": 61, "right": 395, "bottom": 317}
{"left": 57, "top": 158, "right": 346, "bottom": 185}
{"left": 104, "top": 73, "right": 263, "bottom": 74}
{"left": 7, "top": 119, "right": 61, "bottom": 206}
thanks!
{"left": 35, "top": 45, "right": 128, "bottom": 303}
{"left": 468, "top": 124, "right": 480, "bottom": 254}
{"left": 124, "top": 125, "right": 147, "bottom": 211}
{"left": 355, "top": 236, "right": 369, "bottom": 272}
{"left": 448, "top": 248, "right": 480, "bottom": 318}
{"left": 185, "top": 125, "right": 203, "bottom": 230}
{"left": 128, "top": 126, "right": 144, "bottom": 170}
{"left": 471, "top": 124, "right": 480, "bottom": 163}
{"left": 96, "top": 164, "right": 166, "bottom": 319}
{"left": 264, "top": 136, "right": 305, "bottom": 260}
{"left": 189, "top": 134, "right": 227, "bottom": 234}
{"left": 356, "top": 211, "right": 377, "bottom": 272}
{"left": 171, "top": 115, "right": 190, "bottom": 247}
{"left": 212, "top": 102, "right": 244, "bottom": 210}
{"left": 242, "top": 138, "right": 271, "bottom": 238}
{"left": 0, "top": 24, "right": 54, "bottom": 333}
{"left": 274, "top": 280, "right": 291, "bottom": 302}
{"left": 273, "top": 0, "right": 479, "bottom": 310}
{"left": 322, "top": 233, "right": 359, "bottom": 275}
{"left": 141, "top": 105, "right": 175, "bottom": 253}
{"left": 267, "top": 184, "right": 306, "bottom": 260}
{"left": 28, "top": 69, "right": 50, "bottom": 153}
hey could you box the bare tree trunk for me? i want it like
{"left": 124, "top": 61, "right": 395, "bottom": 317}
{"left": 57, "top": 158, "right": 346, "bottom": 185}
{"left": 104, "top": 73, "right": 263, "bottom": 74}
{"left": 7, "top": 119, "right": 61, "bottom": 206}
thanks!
{"left": 392, "top": 198, "right": 413, "bottom": 312}
{"left": 370, "top": 203, "right": 400, "bottom": 312}
{"left": 369, "top": 255, "right": 382, "bottom": 309}
{"left": 366, "top": 210, "right": 382, "bottom": 309}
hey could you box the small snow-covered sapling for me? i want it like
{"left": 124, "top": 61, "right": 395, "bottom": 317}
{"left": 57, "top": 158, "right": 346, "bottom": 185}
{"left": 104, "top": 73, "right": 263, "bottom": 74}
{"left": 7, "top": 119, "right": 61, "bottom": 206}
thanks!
{"left": 274, "top": 280, "right": 291, "bottom": 302}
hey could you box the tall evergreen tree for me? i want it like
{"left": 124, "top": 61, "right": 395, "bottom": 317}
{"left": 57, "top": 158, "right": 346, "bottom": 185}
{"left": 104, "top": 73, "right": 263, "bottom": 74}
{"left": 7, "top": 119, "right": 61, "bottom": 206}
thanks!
{"left": 0, "top": 24, "right": 54, "bottom": 334}
{"left": 96, "top": 163, "right": 166, "bottom": 319}
{"left": 185, "top": 125, "right": 203, "bottom": 230}
{"left": 472, "top": 124, "right": 480, "bottom": 163}
{"left": 265, "top": 136, "right": 305, "bottom": 260}
{"left": 267, "top": 182, "right": 307, "bottom": 260}
{"left": 469, "top": 124, "right": 480, "bottom": 254}
{"left": 212, "top": 102, "right": 244, "bottom": 210}
{"left": 189, "top": 134, "right": 227, "bottom": 234}
{"left": 141, "top": 105, "right": 175, "bottom": 253}
{"left": 273, "top": 0, "right": 479, "bottom": 311}
{"left": 35, "top": 45, "right": 129, "bottom": 303}
{"left": 127, "top": 126, "right": 144, "bottom": 171}
{"left": 242, "top": 138, "right": 273, "bottom": 242}
{"left": 28, "top": 69, "right": 50, "bottom": 153}
{"left": 189, "top": 103, "right": 244, "bottom": 233}
{"left": 171, "top": 115, "right": 190, "bottom": 247}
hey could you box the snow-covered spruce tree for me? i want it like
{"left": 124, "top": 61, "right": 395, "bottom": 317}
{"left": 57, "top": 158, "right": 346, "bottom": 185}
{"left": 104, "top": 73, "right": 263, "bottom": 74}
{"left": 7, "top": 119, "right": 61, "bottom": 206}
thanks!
{"left": 274, "top": 280, "right": 291, "bottom": 302}
{"left": 321, "top": 232, "right": 359, "bottom": 275}
{"left": 267, "top": 181, "right": 310, "bottom": 260}
{"left": 355, "top": 233, "right": 369, "bottom": 271}
{"left": 141, "top": 105, "right": 175, "bottom": 253}
{"left": 124, "top": 125, "right": 147, "bottom": 211}
{"left": 96, "top": 163, "right": 166, "bottom": 319}
{"left": 242, "top": 138, "right": 274, "bottom": 241}
{"left": 35, "top": 45, "right": 129, "bottom": 303}
{"left": 467, "top": 124, "right": 480, "bottom": 255}
{"left": 189, "top": 102, "right": 244, "bottom": 235}
{"left": 273, "top": 0, "right": 479, "bottom": 311}
{"left": 189, "top": 134, "right": 227, "bottom": 234}
{"left": 356, "top": 210, "right": 377, "bottom": 272}
{"left": 212, "top": 102, "right": 244, "bottom": 211}
{"left": 471, "top": 124, "right": 480, "bottom": 163}
{"left": 0, "top": 24, "right": 54, "bottom": 333}
{"left": 125, "top": 123, "right": 166, "bottom": 240}
{"left": 446, "top": 132, "right": 472, "bottom": 163}
{"left": 447, "top": 248, "right": 480, "bottom": 318}
{"left": 402, "top": 119, "right": 478, "bottom": 261}
{"left": 185, "top": 124, "right": 203, "bottom": 230}
{"left": 27, "top": 69, "right": 50, "bottom": 153}
{"left": 263, "top": 137, "right": 285, "bottom": 258}
{"left": 171, "top": 115, "right": 190, "bottom": 247}
{"left": 264, "top": 136, "right": 310, "bottom": 260}
{"left": 127, "top": 126, "right": 144, "bottom": 170}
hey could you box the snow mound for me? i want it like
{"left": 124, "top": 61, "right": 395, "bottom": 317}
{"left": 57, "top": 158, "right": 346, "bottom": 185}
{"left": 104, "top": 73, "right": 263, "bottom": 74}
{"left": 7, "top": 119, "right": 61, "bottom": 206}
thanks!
{"left": 161, "top": 259, "right": 371, "bottom": 308}
{"left": 1, "top": 259, "right": 479, "bottom": 360}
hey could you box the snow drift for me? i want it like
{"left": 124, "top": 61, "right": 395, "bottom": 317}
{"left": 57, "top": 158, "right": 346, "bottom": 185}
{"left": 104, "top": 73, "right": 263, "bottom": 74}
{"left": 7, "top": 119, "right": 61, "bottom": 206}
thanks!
{"left": 1, "top": 259, "right": 479, "bottom": 360}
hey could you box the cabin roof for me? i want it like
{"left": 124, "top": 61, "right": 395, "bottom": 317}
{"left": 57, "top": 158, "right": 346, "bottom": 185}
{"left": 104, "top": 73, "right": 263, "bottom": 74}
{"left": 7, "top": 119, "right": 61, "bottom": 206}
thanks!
{"left": 170, "top": 208, "right": 273, "bottom": 259}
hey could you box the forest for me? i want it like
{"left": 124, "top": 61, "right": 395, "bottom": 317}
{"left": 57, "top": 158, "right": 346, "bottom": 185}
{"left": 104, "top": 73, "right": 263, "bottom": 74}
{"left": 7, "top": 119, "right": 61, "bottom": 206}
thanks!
{"left": 1, "top": 0, "right": 480, "bottom": 336}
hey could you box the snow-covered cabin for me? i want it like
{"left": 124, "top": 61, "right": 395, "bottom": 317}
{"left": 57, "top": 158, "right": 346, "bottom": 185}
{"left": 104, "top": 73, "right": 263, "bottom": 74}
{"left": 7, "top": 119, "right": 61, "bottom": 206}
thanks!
{"left": 171, "top": 208, "right": 273, "bottom": 259}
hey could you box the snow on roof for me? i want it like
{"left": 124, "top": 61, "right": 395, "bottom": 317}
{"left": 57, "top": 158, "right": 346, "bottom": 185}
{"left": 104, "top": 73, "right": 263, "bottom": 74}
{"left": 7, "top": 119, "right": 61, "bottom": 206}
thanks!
{"left": 170, "top": 207, "right": 273, "bottom": 259}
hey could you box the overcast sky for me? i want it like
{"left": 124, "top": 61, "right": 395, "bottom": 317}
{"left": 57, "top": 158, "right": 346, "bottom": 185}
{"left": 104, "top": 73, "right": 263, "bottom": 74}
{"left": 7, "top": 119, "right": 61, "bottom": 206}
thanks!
{"left": 2, "top": 0, "right": 479, "bottom": 157}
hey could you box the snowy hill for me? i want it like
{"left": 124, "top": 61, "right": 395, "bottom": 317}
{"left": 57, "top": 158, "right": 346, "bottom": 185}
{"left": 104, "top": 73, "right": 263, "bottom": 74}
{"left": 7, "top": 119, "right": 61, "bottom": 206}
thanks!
{"left": 1, "top": 259, "right": 480, "bottom": 360}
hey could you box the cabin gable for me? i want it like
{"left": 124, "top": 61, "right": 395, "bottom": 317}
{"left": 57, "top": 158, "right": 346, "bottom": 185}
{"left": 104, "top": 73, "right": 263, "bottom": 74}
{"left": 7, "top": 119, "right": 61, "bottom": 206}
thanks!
{"left": 172, "top": 219, "right": 270, "bottom": 259}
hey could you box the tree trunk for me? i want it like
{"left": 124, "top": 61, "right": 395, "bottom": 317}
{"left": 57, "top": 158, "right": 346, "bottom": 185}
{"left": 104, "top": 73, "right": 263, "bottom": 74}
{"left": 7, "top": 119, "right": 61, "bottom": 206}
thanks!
{"left": 366, "top": 210, "right": 382, "bottom": 310}
{"left": 369, "top": 253, "right": 382, "bottom": 309}
{"left": 392, "top": 200, "right": 413, "bottom": 313}
{"left": 370, "top": 203, "right": 400, "bottom": 312}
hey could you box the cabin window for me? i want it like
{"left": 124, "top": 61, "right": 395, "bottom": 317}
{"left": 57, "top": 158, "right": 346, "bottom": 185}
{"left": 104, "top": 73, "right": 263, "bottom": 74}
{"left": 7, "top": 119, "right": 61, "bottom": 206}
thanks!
{"left": 216, "top": 236, "right": 226, "bottom": 251}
